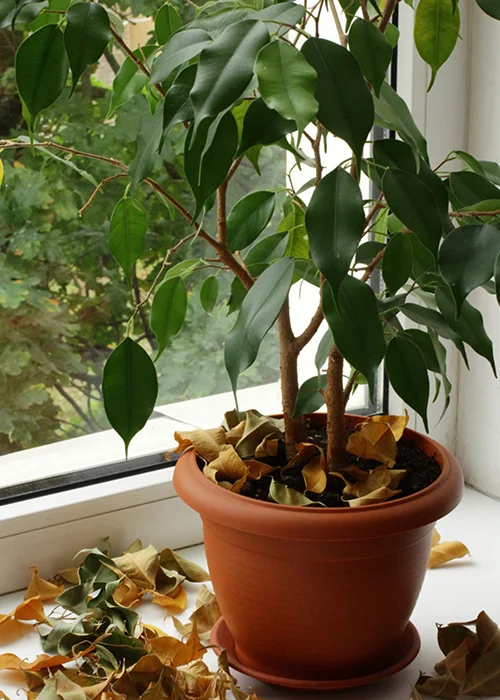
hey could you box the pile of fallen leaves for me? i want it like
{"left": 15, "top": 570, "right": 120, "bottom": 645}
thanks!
{"left": 412, "top": 611, "right": 500, "bottom": 698}
{"left": 174, "top": 410, "right": 420, "bottom": 507}
{"left": 0, "top": 541, "right": 259, "bottom": 699}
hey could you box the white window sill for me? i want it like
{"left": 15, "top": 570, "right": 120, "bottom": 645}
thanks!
{"left": 1, "top": 486, "right": 499, "bottom": 698}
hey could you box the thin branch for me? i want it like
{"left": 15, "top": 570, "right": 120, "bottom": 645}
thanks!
{"left": 343, "top": 369, "right": 360, "bottom": 406}
{"left": 54, "top": 383, "right": 99, "bottom": 432}
{"left": 364, "top": 192, "right": 385, "bottom": 229}
{"left": 326, "top": 0, "right": 347, "bottom": 47}
{"left": 361, "top": 246, "right": 386, "bottom": 281}
{"left": 131, "top": 264, "right": 157, "bottom": 351}
{"left": 451, "top": 209, "right": 500, "bottom": 217}
{"left": 103, "top": 47, "right": 120, "bottom": 75}
{"left": 294, "top": 298, "right": 324, "bottom": 352}
{"left": 79, "top": 173, "right": 127, "bottom": 216}
{"left": 359, "top": 0, "right": 370, "bottom": 20}
{"left": 217, "top": 182, "right": 229, "bottom": 246}
{"left": 378, "top": 0, "right": 399, "bottom": 33}
{"left": 312, "top": 123, "right": 323, "bottom": 185}
{"left": 0, "top": 139, "right": 128, "bottom": 171}
{"left": 110, "top": 26, "right": 166, "bottom": 98}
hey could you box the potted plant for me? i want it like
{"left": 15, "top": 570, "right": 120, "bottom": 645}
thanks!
{"left": 3, "top": 0, "right": 500, "bottom": 688}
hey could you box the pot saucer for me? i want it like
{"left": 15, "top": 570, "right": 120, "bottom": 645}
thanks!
{"left": 210, "top": 617, "right": 421, "bottom": 691}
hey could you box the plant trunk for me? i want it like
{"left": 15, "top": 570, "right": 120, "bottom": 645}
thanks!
{"left": 277, "top": 301, "right": 306, "bottom": 458}
{"left": 325, "top": 347, "right": 346, "bottom": 470}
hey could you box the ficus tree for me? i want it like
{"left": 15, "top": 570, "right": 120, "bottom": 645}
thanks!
{"left": 2, "top": 0, "right": 500, "bottom": 467}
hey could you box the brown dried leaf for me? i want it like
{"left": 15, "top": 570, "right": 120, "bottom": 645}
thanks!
{"left": 346, "top": 486, "right": 401, "bottom": 507}
{"left": 410, "top": 685, "right": 424, "bottom": 700}
{"left": 444, "top": 637, "right": 479, "bottom": 681}
{"left": 244, "top": 460, "right": 274, "bottom": 481}
{"left": 438, "top": 623, "right": 478, "bottom": 656}
{"left": 189, "top": 585, "right": 221, "bottom": 639}
{"left": 113, "top": 545, "right": 159, "bottom": 589}
{"left": 21, "top": 653, "right": 74, "bottom": 671}
{"left": 113, "top": 577, "right": 144, "bottom": 607}
{"left": 174, "top": 427, "right": 227, "bottom": 462}
{"left": 428, "top": 541, "right": 470, "bottom": 569}
{"left": 302, "top": 454, "right": 327, "bottom": 494}
{"left": 0, "top": 597, "right": 46, "bottom": 627}
{"left": 461, "top": 646, "right": 500, "bottom": 696}
{"left": 432, "top": 528, "right": 442, "bottom": 547}
{"left": 476, "top": 611, "right": 500, "bottom": 654}
{"left": 148, "top": 623, "right": 205, "bottom": 667}
{"left": 346, "top": 421, "right": 397, "bottom": 466}
{"left": 255, "top": 436, "right": 279, "bottom": 458}
{"left": 150, "top": 586, "right": 187, "bottom": 613}
{"left": 205, "top": 445, "right": 248, "bottom": 481}
{"left": 140, "top": 679, "right": 170, "bottom": 699}
{"left": 0, "top": 693, "right": 11, "bottom": 700}
{"left": 0, "top": 652, "right": 22, "bottom": 671}
{"left": 415, "top": 671, "right": 460, "bottom": 698}
{"left": 230, "top": 410, "right": 283, "bottom": 459}
{"left": 158, "top": 549, "right": 210, "bottom": 583}
{"left": 371, "top": 410, "right": 409, "bottom": 441}
{"left": 25, "top": 567, "right": 65, "bottom": 602}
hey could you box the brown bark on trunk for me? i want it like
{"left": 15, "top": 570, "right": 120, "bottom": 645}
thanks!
{"left": 326, "top": 347, "right": 346, "bottom": 470}
{"left": 277, "top": 300, "right": 306, "bottom": 458}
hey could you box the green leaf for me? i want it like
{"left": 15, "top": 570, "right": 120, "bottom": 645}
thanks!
{"left": 449, "top": 171, "right": 500, "bottom": 207}
{"left": 403, "top": 328, "right": 440, "bottom": 372}
{"left": 429, "top": 328, "right": 452, "bottom": 415}
{"left": 383, "top": 168, "right": 442, "bottom": 255}
{"left": 383, "top": 232, "right": 413, "bottom": 295}
{"left": 436, "top": 286, "right": 497, "bottom": 375}
{"left": 305, "top": 166, "right": 365, "bottom": 304}
{"left": 150, "top": 28, "right": 212, "bottom": 84}
{"left": 184, "top": 112, "right": 238, "bottom": 218}
{"left": 373, "top": 138, "right": 418, "bottom": 173}
{"left": 224, "top": 257, "right": 295, "bottom": 394}
{"left": 8, "top": 0, "right": 45, "bottom": 28}
{"left": 454, "top": 149, "right": 488, "bottom": 178}
{"left": 414, "top": 0, "right": 460, "bottom": 90}
{"left": 64, "top": 2, "right": 111, "bottom": 95}
{"left": 254, "top": 1, "right": 306, "bottom": 29}
{"left": 479, "top": 160, "right": 500, "bottom": 186}
{"left": 155, "top": 3, "right": 182, "bottom": 45}
{"left": 191, "top": 19, "right": 270, "bottom": 129}
{"left": 385, "top": 23, "right": 400, "bottom": 48}
{"left": 374, "top": 82, "right": 429, "bottom": 163}
{"left": 293, "top": 374, "right": 327, "bottom": 418}
{"left": 256, "top": 39, "right": 318, "bottom": 134}
{"left": 164, "top": 259, "right": 203, "bottom": 281}
{"left": 15, "top": 25, "right": 68, "bottom": 128}
{"left": 161, "top": 64, "right": 196, "bottom": 143}
{"left": 245, "top": 231, "right": 288, "bottom": 274}
{"left": 109, "top": 197, "right": 148, "bottom": 285}
{"left": 322, "top": 276, "right": 386, "bottom": 400}
{"left": 103, "top": 338, "right": 158, "bottom": 453}
{"left": 356, "top": 241, "right": 386, "bottom": 264}
{"left": 401, "top": 302, "right": 469, "bottom": 368}
{"left": 315, "top": 328, "right": 333, "bottom": 372}
{"left": 386, "top": 336, "right": 429, "bottom": 431}
{"left": 238, "top": 96, "right": 296, "bottom": 154}
{"left": 227, "top": 191, "right": 276, "bottom": 252}
{"left": 475, "top": 0, "right": 500, "bottom": 19}
{"left": 270, "top": 479, "right": 315, "bottom": 506}
{"left": 495, "top": 252, "right": 500, "bottom": 306}
{"left": 338, "top": 0, "right": 360, "bottom": 28}
{"left": 129, "top": 107, "right": 163, "bottom": 195}
{"left": 107, "top": 45, "right": 157, "bottom": 118}
{"left": 302, "top": 37, "right": 374, "bottom": 163}
{"left": 348, "top": 18, "right": 393, "bottom": 97}
{"left": 200, "top": 275, "right": 219, "bottom": 313}
{"left": 438, "top": 223, "right": 500, "bottom": 315}
{"left": 150, "top": 276, "right": 187, "bottom": 359}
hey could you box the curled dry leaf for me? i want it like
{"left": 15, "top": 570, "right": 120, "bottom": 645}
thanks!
{"left": 255, "top": 436, "right": 279, "bottom": 458}
{"left": 228, "top": 410, "right": 283, "bottom": 459}
{"left": 346, "top": 421, "right": 397, "bottom": 466}
{"left": 148, "top": 622, "right": 205, "bottom": 667}
{"left": 371, "top": 410, "right": 409, "bottom": 440}
{"left": 269, "top": 480, "right": 315, "bottom": 506}
{"left": 0, "top": 652, "right": 21, "bottom": 671}
{"left": 57, "top": 567, "right": 80, "bottom": 585}
{"left": 113, "top": 544, "right": 160, "bottom": 589}
{"left": 428, "top": 536, "right": 470, "bottom": 569}
{"left": 159, "top": 549, "right": 210, "bottom": 583}
{"left": 343, "top": 465, "right": 405, "bottom": 507}
{"left": 150, "top": 585, "right": 187, "bottom": 613}
{"left": 203, "top": 445, "right": 247, "bottom": 486}
{"left": 415, "top": 672, "right": 460, "bottom": 699}
{"left": 25, "top": 567, "right": 65, "bottom": 602}
{"left": 174, "top": 427, "right": 227, "bottom": 462}
{"left": 113, "top": 577, "right": 144, "bottom": 608}
{"left": 0, "top": 597, "right": 45, "bottom": 627}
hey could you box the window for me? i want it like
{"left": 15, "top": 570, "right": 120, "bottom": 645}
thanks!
{"left": 0, "top": 2, "right": 381, "bottom": 499}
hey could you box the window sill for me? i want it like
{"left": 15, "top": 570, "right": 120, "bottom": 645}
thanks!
{"left": 0, "top": 486, "right": 498, "bottom": 698}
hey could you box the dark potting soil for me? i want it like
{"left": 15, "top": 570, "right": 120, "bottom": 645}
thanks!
{"left": 225, "top": 420, "right": 441, "bottom": 508}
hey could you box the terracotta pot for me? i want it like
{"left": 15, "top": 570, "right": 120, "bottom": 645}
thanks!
{"left": 173, "top": 414, "right": 463, "bottom": 683}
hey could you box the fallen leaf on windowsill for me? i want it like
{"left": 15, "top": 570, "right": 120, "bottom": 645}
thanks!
{"left": 0, "top": 597, "right": 45, "bottom": 627}
{"left": 428, "top": 529, "right": 470, "bottom": 569}
{"left": 25, "top": 567, "right": 65, "bottom": 602}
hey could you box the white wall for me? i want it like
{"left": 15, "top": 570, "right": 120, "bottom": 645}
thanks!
{"left": 453, "top": 3, "right": 500, "bottom": 497}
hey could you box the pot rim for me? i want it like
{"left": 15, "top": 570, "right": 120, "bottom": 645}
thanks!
{"left": 173, "top": 413, "right": 464, "bottom": 539}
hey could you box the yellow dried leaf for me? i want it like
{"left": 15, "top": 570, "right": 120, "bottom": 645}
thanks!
{"left": 113, "top": 577, "right": 144, "bottom": 607}
{"left": 150, "top": 585, "right": 187, "bottom": 613}
{"left": 206, "top": 445, "right": 248, "bottom": 481}
{"left": 113, "top": 544, "right": 159, "bottom": 589}
{"left": 244, "top": 460, "right": 274, "bottom": 481}
{"left": 0, "top": 693, "right": 11, "bottom": 700}
{"left": 57, "top": 567, "right": 80, "bottom": 585}
{"left": 255, "top": 436, "right": 279, "bottom": 458}
{"left": 370, "top": 410, "right": 409, "bottom": 441}
{"left": 428, "top": 541, "right": 470, "bottom": 569}
{"left": 158, "top": 549, "right": 209, "bottom": 583}
{"left": 224, "top": 420, "right": 246, "bottom": 446}
{"left": 189, "top": 585, "right": 221, "bottom": 639}
{"left": 230, "top": 410, "right": 283, "bottom": 459}
{"left": 174, "top": 427, "right": 226, "bottom": 461}
{"left": 148, "top": 623, "right": 205, "bottom": 667}
{"left": 343, "top": 466, "right": 405, "bottom": 500}
{"left": 284, "top": 442, "right": 319, "bottom": 472}
{"left": 0, "top": 652, "right": 22, "bottom": 671}
{"left": 21, "top": 653, "right": 74, "bottom": 671}
{"left": 347, "top": 486, "right": 401, "bottom": 507}
{"left": 172, "top": 617, "right": 192, "bottom": 638}
{"left": 302, "top": 455, "right": 327, "bottom": 494}
{"left": 346, "top": 422, "right": 397, "bottom": 466}
{"left": 432, "top": 528, "right": 441, "bottom": 547}
{"left": 25, "top": 567, "right": 65, "bottom": 602}
{"left": 0, "top": 159, "right": 4, "bottom": 188}
{"left": 0, "top": 597, "right": 46, "bottom": 627}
